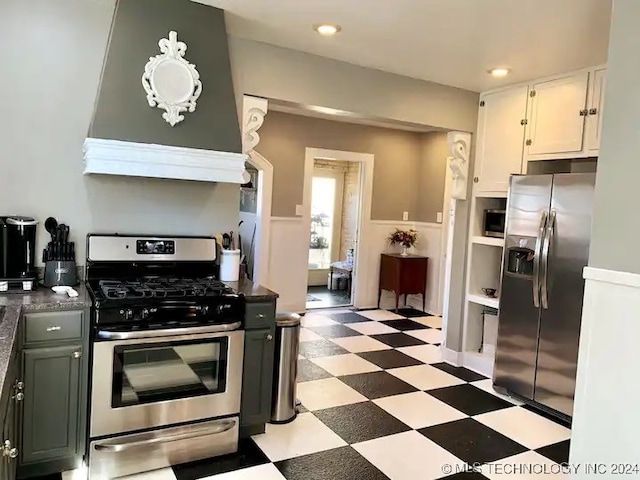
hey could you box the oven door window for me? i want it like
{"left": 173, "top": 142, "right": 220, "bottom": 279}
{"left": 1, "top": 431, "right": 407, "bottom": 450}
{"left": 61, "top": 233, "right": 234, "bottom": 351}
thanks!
{"left": 112, "top": 338, "right": 228, "bottom": 407}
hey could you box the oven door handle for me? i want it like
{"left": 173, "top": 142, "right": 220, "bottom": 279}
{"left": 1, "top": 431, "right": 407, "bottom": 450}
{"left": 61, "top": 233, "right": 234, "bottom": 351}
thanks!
{"left": 93, "top": 420, "right": 236, "bottom": 452}
{"left": 97, "top": 321, "right": 242, "bottom": 340}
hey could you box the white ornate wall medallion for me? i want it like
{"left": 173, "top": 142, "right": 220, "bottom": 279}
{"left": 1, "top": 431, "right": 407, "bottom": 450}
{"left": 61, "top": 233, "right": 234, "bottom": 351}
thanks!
{"left": 447, "top": 131, "right": 471, "bottom": 200}
{"left": 142, "top": 31, "right": 202, "bottom": 126}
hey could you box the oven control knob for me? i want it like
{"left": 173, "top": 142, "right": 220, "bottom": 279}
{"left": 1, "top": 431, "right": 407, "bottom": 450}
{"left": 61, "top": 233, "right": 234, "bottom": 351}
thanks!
{"left": 216, "top": 304, "right": 231, "bottom": 315}
{"left": 200, "top": 305, "right": 209, "bottom": 316}
{"left": 122, "top": 309, "right": 134, "bottom": 320}
{"left": 140, "top": 308, "right": 150, "bottom": 320}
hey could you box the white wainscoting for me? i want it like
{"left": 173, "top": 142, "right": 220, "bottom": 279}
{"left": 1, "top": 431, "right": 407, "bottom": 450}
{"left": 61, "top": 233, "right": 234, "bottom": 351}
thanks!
{"left": 266, "top": 217, "right": 443, "bottom": 315}
{"left": 570, "top": 266, "right": 640, "bottom": 467}
{"left": 267, "top": 217, "right": 308, "bottom": 312}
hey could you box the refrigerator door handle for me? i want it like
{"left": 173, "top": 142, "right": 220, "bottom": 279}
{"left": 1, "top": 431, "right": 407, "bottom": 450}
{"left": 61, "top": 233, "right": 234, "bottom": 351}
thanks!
{"left": 540, "top": 210, "right": 556, "bottom": 309}
{"left": 533, "top": 210, "right": 548, "bottom": 308}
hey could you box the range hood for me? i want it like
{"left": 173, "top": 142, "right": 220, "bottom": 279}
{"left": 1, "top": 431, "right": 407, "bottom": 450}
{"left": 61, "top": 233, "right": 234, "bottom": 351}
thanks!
{"left": 84, "top": 0, "right": 246, "bottom": 183}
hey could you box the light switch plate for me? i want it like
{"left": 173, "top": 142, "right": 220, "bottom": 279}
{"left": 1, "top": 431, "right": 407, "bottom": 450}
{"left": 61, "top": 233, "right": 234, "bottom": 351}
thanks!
{"left": 402, "top": 211, "right": 409, "bottom": 221}
{"left": 437, "top": 212, "right": 443, "bottom": 223}
{"left": 295, "top": 204, "right": 304, "bottom": 216}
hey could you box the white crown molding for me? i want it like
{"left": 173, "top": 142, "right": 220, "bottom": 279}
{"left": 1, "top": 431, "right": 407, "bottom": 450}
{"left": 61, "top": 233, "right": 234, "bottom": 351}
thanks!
{"left": 447, "top": 131, "right": 471, "bottom": 200}
{"left": 83, "top": 138, "right": 248, "bottom": 183}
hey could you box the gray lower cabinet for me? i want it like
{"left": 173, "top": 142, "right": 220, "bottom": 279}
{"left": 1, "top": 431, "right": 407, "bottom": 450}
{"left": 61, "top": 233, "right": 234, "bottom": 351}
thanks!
{"left": 1, "top": 358, "right": 19, "bottom": 480}
{"left": 18, "top": 309, "right": 88, "bottom": 479}
{"left": 240, "top": 300, "right": 277, "bottom": 434}
{"left": 21, "top": 346, "right": 81, "bottom": 466}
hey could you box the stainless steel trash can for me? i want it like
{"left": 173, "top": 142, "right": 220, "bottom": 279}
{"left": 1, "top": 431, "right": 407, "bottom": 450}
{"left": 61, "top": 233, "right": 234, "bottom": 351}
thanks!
{"left": 270, "top": 312, "right": 301, "bottom": 424}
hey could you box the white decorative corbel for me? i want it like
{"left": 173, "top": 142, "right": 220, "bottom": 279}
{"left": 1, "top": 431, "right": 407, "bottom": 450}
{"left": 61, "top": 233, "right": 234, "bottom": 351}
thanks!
{"left": 447, "top": 131, "right": 471, "bottom": 200}
{"left": 242, "top": 96, "right": 269, "bottom": 154}
{"left": 142, "top": 31, "right": 202, "bottom": 126}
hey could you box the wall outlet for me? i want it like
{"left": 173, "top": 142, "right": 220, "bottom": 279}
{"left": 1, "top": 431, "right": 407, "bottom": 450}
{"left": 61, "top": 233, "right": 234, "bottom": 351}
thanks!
{"left": 295, "top": 204, "right": 304, "bottom": 216}
{"left": 402, "top": 211, "right": 409, "bottom": 221}
{"left": 437, "top": 212, "right": 443, "bottom": 223}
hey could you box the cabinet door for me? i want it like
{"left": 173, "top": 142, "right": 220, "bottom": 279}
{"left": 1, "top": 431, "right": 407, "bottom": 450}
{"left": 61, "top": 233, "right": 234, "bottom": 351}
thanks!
{"left": 2, "top": 378, "right": 18, "bottom": 480}
{"left": 474, "top": 86, "right": 528, "bottom": 194}
{"left": 585, "top": 68, "right": 606, "bottom": 154}
{"left": 21, "top": 346, "right": 81, "bottom": 465}
{"left": 240, "top": 329, "right": 275, "bottom": 427}
{"left": 525, "top": 72, "right": 589, "bottom": 159}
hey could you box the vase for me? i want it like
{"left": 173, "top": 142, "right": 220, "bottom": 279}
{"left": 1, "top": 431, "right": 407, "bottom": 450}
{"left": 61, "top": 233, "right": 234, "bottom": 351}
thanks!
{"left": 401, "top": 245, "right": 410, "bottom": 256}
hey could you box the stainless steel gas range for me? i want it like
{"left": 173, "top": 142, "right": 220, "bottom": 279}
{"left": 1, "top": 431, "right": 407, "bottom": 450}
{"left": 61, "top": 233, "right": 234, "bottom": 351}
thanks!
{"left": 84, "top": 235, "right": 245, "bottom": 479}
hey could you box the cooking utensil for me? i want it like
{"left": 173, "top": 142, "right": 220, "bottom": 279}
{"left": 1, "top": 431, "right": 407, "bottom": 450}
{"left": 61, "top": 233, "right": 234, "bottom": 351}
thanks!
{"left": 45, "top": 217, "right": 58, "bottom": 241}
{"left": 229, "top": 231, "right": 235, "bottom": 250}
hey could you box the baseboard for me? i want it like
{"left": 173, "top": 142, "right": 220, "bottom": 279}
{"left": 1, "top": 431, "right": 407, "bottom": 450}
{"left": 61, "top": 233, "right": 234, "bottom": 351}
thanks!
{"left": 441, "top": 347, "right": 462, "bottom": 366}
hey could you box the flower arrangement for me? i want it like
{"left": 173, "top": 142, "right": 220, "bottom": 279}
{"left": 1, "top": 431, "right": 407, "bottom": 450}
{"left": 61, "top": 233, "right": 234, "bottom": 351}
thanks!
{"left": 388, "top": 228, "right": 418, "bottom": 255}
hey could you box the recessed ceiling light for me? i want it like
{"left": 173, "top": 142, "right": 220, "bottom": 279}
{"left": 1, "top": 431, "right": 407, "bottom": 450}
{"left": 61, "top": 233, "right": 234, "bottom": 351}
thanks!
{"left": 488, "top": 68, "right": 511, "bottom": 77}
{"left": 314, "top": 24, "right": 342, "bottom": 36}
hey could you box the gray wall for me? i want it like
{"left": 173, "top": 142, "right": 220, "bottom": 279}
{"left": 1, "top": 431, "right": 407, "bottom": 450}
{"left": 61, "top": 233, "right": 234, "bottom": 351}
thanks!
{"left": 588, "top": 0, "right": 640, "bottom": 274}
{"left": 0, "top": 0, "right": 239, "bottom": 263}
{"left": 229, "top": 37, "right": 480, "bottom": 133}
{"left": 257, "top": 112, "right": 426, "bottom": 219}
{"left": 90, "top": 0, "right": 241, "bottom": 153}
{"left": 416, "top": 132, "right": 449, "bottom": 223}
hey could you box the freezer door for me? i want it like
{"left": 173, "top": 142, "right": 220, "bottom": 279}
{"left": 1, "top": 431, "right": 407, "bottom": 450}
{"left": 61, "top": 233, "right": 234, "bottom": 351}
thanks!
{"left": 534, "top": 173, "right": 595, "bottom": 417}
{"left": 494, "top": 174, "right": 552, "bottom": 400}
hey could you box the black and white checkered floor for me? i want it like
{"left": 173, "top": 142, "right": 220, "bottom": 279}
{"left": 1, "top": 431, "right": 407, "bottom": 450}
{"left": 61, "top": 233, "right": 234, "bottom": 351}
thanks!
{"left": 57, "top": 308, "right": 571, "bottom": 480}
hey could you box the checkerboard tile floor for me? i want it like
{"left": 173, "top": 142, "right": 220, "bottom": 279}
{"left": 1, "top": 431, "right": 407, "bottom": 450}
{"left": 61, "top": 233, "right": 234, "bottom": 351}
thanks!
{"left": 56, "top": 308, "right": 571, "bottom": 480}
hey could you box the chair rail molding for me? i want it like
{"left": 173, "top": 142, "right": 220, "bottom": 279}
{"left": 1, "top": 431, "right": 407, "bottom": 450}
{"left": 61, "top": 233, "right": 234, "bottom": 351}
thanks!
{"left": 447, "top": 131, "right": 471, "bottom": 201}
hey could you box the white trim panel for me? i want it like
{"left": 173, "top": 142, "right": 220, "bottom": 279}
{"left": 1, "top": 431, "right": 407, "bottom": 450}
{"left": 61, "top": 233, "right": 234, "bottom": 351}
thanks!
{"left": 571, "top": 266, "right": 640, "bottom": 466}
{"left": 83, "top": 138, "right": 248, "bottom": 183}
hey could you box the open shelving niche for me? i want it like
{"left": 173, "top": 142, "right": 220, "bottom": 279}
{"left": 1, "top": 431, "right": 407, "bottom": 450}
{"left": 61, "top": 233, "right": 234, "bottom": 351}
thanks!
{"left": 460, "top": 194, "right": 507, "bottom": 378}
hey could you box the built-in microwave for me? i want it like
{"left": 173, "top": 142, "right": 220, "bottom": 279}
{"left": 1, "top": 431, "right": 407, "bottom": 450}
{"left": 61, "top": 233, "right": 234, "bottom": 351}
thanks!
{"left": 484, "top": 209, "right": 506, "bottom": 238}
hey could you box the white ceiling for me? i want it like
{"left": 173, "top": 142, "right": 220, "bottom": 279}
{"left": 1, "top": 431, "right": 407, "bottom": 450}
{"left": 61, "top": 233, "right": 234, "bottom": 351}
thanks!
{"left": 194, "top": 0, "right": 612, "bottom": 92}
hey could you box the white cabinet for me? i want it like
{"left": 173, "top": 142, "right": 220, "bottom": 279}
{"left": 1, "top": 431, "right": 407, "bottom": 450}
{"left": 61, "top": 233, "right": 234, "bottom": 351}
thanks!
{"left": 525, "top": 72, "right": 589, "bottom": 160}
{"left": 474, "top": 85, "right": 528, "bottom": 194}
{"left": 585, "top": 68, "right": 606, "bottom": 154}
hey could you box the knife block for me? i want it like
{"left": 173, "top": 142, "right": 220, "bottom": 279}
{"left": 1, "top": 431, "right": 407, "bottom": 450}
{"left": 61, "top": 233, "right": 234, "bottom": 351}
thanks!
{"left": 43, "top": 261, "right": 78, "bottom": 287}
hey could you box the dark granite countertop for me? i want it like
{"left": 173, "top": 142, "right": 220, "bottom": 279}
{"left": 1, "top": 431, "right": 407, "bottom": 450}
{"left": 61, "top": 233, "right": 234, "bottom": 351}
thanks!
{"left": 224, "top": 279, "right": 279, "bottom": 301}
{"left": 0, "top": 285, "right": 90, "bottom": 402}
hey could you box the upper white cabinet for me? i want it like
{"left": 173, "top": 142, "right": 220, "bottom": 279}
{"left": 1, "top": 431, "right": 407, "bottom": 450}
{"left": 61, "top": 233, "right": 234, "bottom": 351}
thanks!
{"left": 524, "top": 72, "right": 589, "bottom": 160}
{"left": 585, "top": 68, "right": 606, "bottom": 154}
{"left": 474, "top": 85, "right": 528, "bottom": 194}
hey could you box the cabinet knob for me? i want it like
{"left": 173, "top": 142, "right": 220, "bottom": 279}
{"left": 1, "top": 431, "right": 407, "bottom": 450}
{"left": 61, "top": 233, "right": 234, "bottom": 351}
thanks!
{"left": 73, "top": 351, "right": 82, "bottom": 359}
{"left": 12, "top": 393, "right": 24, "bottom": 402}
{"left": 473, "top": 177, "right": 479, "bottom": 184}
{"left": 9, "top": 448, "right": 18, "bottom": 459}
{"left": 525, "top": 139, "right": 533, "bottom": 146}
{"left": 14, "top": 381, "right": 23, "bottom": 391}
{"left": 256, "top": 314, "right": 265, "bottom": 319}
{"left": 589, "top": 108, "right": 598, "bottom": 115}
{"left": 579, "top": 109, "right": 589, "bottom": 116}
{"left": 266, "top": 334, "right": 273, "bottom": 341}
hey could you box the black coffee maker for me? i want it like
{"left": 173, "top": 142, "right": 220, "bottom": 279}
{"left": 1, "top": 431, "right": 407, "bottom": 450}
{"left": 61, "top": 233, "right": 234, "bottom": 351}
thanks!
{"left": 0, "top": 216, "right": 38, "bottom": 291}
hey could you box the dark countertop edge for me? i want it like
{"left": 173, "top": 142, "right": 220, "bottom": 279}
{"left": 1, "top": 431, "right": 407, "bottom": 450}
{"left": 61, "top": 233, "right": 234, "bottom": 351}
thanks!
{"left": 223, "top": 279, "right": 279, "bottom": 301}
{"left": 0, "top": 285, "right": 91, "bottom": 404}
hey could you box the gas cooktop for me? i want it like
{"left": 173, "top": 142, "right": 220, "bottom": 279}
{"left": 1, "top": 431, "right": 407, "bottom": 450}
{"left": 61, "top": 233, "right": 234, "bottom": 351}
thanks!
{"left": 95, "top": 277, "right": 234, "bottom": 301}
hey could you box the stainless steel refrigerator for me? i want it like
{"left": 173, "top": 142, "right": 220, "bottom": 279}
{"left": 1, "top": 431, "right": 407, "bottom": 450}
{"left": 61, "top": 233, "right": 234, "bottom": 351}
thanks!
{"left": 494, "top": 173, "right": 595, "bottom": 419}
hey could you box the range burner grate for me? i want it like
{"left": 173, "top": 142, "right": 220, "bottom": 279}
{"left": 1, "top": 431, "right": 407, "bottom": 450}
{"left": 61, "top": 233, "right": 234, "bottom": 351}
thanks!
{"left": 98, "top": 278, "right": 232, "bottom": 300}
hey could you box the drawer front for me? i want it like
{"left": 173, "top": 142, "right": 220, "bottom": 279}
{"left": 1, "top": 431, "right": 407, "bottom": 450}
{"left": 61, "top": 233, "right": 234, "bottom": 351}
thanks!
{"left": 245, "top": 303, "right": 275, "bottom": 330}
{"left": 24, "top": 310, "right": 84, "bottom": 344}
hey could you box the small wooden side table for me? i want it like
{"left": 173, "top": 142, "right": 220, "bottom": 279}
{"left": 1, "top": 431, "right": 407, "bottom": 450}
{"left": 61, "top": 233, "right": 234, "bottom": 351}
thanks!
{"left": 378, "top": 254, "right": 429, "bottom": 313}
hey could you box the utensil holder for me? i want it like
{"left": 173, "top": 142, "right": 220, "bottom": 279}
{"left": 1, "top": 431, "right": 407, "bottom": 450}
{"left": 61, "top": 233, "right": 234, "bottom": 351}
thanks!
{"left": 43, "top": 261, "right": 77, "bottom": 287}
{"left": 219, "top": 250, "right": 240, "bottom": 282}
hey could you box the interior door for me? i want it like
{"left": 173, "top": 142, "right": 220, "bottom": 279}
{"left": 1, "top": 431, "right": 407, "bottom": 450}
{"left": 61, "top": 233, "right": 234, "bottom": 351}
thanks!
{"left": 494, "top": 175, "right": 552, "bottom": 400}
{"left": 525, "top": 72, "right": 589, "bottom": 158}
{"left": 585, "top": 68, "right": 606, "bottom": 154}
{"left": 475, "top": 86, "right": 528, "bottom": 194}
{"left": 534, "top": 173, "right": 595, "bottom": 417}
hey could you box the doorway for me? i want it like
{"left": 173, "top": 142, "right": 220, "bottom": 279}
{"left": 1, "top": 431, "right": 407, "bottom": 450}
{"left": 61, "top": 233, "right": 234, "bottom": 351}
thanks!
{"left": 306, "top": 158, "right": 361, "bottom": 310}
